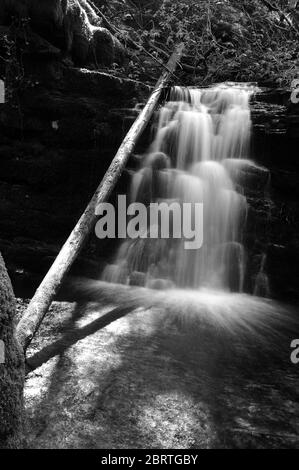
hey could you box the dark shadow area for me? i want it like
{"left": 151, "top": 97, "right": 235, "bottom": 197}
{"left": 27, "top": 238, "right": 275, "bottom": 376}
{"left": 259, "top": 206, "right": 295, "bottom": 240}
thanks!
{"left": 25, "top": 304, "right": 139, "bottom": 374}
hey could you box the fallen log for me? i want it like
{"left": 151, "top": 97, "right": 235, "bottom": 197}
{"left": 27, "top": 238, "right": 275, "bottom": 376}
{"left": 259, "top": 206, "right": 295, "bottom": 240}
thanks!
{"left": 16, "top": 43, "right": 184, "bottom": 352}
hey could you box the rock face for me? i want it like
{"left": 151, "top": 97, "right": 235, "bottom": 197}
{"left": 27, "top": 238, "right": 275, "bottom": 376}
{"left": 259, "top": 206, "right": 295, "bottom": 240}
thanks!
{"left": 0, "top": 253, "right": 24, "bottom": 448}
{"left": 243, "top": 90, "right": 299, "bottom": 302}
{"left": 0, "top": 16, "right": 149, "bottom": 294}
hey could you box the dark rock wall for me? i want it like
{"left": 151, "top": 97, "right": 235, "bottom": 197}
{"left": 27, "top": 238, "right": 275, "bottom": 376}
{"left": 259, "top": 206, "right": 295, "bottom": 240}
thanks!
{"left": 0, "top": 0, "right": 147, "bottom": 295}
{"left": 245, "top": 91, "right": 299, "bottom": 302}
{"left": 0, "top": 54, "right": 149, "bottom": 295}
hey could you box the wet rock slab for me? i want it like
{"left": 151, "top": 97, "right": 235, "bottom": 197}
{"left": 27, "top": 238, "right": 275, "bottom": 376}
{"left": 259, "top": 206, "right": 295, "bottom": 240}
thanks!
{"left": 23, "top": 299, "right": 299, "bottom": 449}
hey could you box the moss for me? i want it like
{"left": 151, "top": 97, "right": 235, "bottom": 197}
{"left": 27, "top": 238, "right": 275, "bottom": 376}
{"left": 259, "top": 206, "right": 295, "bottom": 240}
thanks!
{"left": 0, "top": 253, "right": 25, "bottom": 449}
{"left": 65, "top": 1, "right": 125, "bottom": 66}
{"left": 0, "top": 0, "right": 125, "bottom": 67}
{"left": 90, "top": 27, "right": 123, "bottom": 66}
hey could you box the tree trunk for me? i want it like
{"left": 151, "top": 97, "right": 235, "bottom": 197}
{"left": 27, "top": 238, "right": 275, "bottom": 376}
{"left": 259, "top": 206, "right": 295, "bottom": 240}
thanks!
{"left": 0, "top": 254, "right": 25, "bottom": 449}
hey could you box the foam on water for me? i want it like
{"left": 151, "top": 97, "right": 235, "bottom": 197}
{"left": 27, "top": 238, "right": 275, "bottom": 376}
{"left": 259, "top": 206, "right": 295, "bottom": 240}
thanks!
{"left": 76, "top": 279, "right": 298, "bottom": 348}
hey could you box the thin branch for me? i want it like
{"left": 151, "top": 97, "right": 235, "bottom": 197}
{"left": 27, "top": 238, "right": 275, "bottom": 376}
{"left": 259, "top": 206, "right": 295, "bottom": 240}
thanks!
{"left": 260, "top": 0, "right": 299, "bottom": 35}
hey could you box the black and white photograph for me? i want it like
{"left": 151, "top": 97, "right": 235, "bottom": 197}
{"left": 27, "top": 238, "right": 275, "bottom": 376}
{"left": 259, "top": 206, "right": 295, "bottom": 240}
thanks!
{"left": 0, "top": 0, "right": 299, "bottom": 453}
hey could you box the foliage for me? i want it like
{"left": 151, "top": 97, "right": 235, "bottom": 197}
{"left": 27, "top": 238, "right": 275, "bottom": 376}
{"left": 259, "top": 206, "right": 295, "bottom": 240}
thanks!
{"left": 0, "top": 18, "right": 39, "bottom": 106}
{"left": 94, "top": 0, "right": 299, "bottom": 86}
{"left": 1, "top": 0, "right": 298, "bottom": 87}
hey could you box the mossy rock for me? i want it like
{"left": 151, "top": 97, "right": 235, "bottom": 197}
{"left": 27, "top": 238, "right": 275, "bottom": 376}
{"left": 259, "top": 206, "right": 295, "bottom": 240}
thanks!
{"left": 0, "top": 1, "right": 125, "bottom": 67}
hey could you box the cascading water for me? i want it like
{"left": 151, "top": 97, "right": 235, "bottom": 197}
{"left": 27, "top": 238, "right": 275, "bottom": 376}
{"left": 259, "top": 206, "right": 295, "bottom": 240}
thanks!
{"left": 102, "top": 83, "right": 257, "bottom": 292}
{"left": 79, "top": 82, "right": 299, "bottom": 348}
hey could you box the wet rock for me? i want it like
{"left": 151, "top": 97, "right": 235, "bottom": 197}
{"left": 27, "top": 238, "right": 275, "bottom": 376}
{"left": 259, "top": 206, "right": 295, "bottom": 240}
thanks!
{"left": 250, "top": 101, "right": 288, "bottom": 135}
{"left": 244, "top": 87, "right": 299, "bottom": 301}
{"left": 253, "top": 88, "right": 291, "bottom": 106}
{"left": 271, "top": 169, "right": 299, "bottom": 199}
{"left": 129, "top": 272, "right": 146, "bottom": 287}
{"left": 266, "top": 244, "right": 299, "bottom": 301}
{"left": 253, "top": 272, "right": 270, "bottom": 298}
{"left": 223, "top": 159, "right": 270, "bottom": 193}
{"left": 250, "top": 87, "right": 299, "bottom": 139}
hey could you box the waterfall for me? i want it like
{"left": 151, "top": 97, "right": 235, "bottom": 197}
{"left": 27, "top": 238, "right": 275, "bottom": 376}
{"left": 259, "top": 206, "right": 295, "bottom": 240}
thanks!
{"left": 85, "top": 83, "right": 299, "bottom": 347}
{"left": 102, "top": 84, "right": 259, "bottom": 292}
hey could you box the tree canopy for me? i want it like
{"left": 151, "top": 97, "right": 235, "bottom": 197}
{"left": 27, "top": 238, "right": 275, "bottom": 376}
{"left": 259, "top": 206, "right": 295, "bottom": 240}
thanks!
{"left": 93, "top": 0, "right": 299, "bottom": 86}
{"left": 0, "top": 0, "right": 298, "bottom": 87}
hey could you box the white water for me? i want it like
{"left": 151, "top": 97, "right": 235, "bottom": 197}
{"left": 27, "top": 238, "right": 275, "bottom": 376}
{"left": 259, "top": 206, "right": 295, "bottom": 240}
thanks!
{"left": 103, "top": 83, "right": 261, "bottom": 292}
{"left": 85, "top": 84, "right": 299, "bottom": 343}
